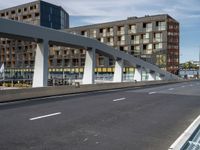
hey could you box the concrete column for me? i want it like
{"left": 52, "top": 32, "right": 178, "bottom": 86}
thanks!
{"left": 113, "top": 59, "right": 123, "bottom": 82}
{"left": 157, "top": 75, "right": 163, "bottom": 80}
{"left": 32, "top": 40, "right": 49, "bottom": 87}
{"left": 82, "top": 48, "right": 95, "bottom": 84}
{"left": 148, "top": 71, "right": 156, "bottom": 81}
{"left": 134, "top": 67, "right": 142, "bottom": 82}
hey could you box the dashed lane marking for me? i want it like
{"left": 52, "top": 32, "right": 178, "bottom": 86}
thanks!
{"left": 113, "top": 98, "right": 126, "bottom": 102}
{"left": 149, "top": 92, "right": 157, "bottom": 95}
{"left": 29, "top": 112, "right": 61, "bottom": 121}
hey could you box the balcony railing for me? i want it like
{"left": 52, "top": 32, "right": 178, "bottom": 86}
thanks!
{"left": 131, "top": 40, "right": 140, "bottom": 44}
{"left": 117, "top": 40, "right": 125, "bottom": 45}
{"left": 157, "top": 26, "right": 166, "bottom": 31}
{"left": 143, "top": 38, "right": 149, "bottom": 43}
{"left": 145, "top": 28, "right": 152, "bottom": 32}
{"left": 117, "top": 31, "right": 125, "bottom": 35}
{"left": 128, "top": 30, "right": 136, "bottom": 34}
{"left": 107, "top": 42, "right": 114, "bottom": 46}
{"left": 106, "top": 32, "right": 114, "bottom": 36}
{"left": 153, "top": 38, "right": 162, "bottom": 42}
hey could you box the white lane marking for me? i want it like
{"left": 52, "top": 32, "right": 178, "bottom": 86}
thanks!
{"left": 168, "top": 88, "right": 174, "bottom": 91}
{"left": 149, "top": 92, "right": 157, "bottom": 95}
{"left": 113, "top": 98, "right": 126, "bottom": 102}
{"left": 189, "top": 84, "right": 193, "bottom": 87}
{"left": 181, "top": 86, "right": 185, "bottom": 88}
{"left": 29, "top": 112, "right": 61, "bottom": 121}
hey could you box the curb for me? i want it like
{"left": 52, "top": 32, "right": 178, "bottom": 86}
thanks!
{"left": 168, "top": 115, "right": 200, "bottom": 150}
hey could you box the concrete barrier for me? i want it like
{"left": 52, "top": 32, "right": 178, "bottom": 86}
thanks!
{"left": 0, "top": 80, "right": 189, "bottom": 103}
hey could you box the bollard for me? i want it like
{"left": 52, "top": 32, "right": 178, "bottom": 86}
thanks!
{"left": 75, "top": 82, "right": 80, "bottom": 88}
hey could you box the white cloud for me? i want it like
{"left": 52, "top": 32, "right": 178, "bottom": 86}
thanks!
{"left": 0, "top": 0, "right": 200, "bottom": 62}
{"left": 1, "top": 0, "right": 199, "bottom": 23}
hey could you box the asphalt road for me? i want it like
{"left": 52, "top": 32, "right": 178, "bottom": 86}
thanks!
{"left": 0, "top": 80, "right": 200, "bottom": 150}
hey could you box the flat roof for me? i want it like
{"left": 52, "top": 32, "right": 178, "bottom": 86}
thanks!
{"left": 66, "top": 14, "right": 178, "bottom": 31}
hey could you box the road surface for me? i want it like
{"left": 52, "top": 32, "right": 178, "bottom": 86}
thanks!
{"left": 0, "top": 80, "right": 200, "bottom": 150}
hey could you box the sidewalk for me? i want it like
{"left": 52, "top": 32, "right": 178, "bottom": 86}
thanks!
{"left": 0, "top": 86, "right": 20, "bottom": 90}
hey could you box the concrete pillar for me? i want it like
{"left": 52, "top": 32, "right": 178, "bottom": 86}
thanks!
{"left": 32, "top": 40, "right": 49, "bottom": 87}
{"left": 113, "top": 59, "right": 123, "bottom": 82}
{"left": 134, "top": 67, "right": 142, "bottom": 82}
{"left": 148, "top": 71, "right": 156, "bottom": 81}
{"left": 157, "top": 75, "right": 163, "bottom": 80}
{"left": 82, "top": 48, "right": 95, "bottom": 84}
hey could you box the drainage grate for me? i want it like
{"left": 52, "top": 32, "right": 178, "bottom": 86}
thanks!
{"left": 182, "top": 125, "right": 200, "bottom": 150}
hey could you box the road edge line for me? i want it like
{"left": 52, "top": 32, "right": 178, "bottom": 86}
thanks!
{"left": 168, "top": 115, "right": 200, "bottom": 150}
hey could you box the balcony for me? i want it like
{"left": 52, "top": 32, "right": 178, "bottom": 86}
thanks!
{"left": 143, "top": 38, "right": 150, "bottom": 44}
{"left": 153, "top": 38, "right": 162, "bottom": 43}
{"left": 117, "top": 40, "right": 125, "bottom": 46}
{"left": 143, "top": 50, "right": 153, "bottom": 55}
{"left": 131, "top": 40, "right": 140, "bottom": 45}
{"left": 145, "top": 28, "right": 152, "bottom": 32}
{"left": 157, "top": 26, "right": 166, "bottom": 31}
{"left": 117, "top": 31, "right": 125, "bottom": 35}
{"left": 128, "top": 30, "right": 136, "bottom": 34}
{"left": 102, "top": 32, "right": 107, "bottom": 37}
{"left": 106, "top": 32, "right": 114, "bottom": 36}
{"left": 107, "top": 42, "right": 114, "bottom": 46}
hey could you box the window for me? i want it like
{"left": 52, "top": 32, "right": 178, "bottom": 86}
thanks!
{"left": 108, "top": 27, "right": 114, "bottom": 36}
{"left": 92, "top": 30, "right": 97, "bottom": 38}
{"left": 147, "top": 44, "right": 152, "bottom": 50}
{"left": 118, "top": 26, "right": 125, "bottom": 34}
{"left": 131, "top": 35, "right": 134, "bottom": 40}
{"left": 99, "top": 57, "right": 104, "bottom": 66}
{"left": 81, "top": 31, "right": 87, "bottom": 37}
{"left": 99, "top": 28, "right": 103, "bottom": 33}
{"left": 81, "top": 58, "right": 85, "bottom": 66}
{"left": 144, "top": 23, "right": 152, "bottom": 32}
{"left": 143, "top": 33, "right": 150, "bottom": 43}
{"left": 11, "top": 10, "right": 15, "bottom": 14}
{"left": 72, "top": 59, "right": 79, "bottom": 67}
{"left": 35, "top": 13, "right": 39, "bottom": 17}
{"left": 132, "top": 45, "right": 140, "bottom": 55}
{"left": 30, "top": 6, "right": 33, "bottom": 10}
{"left": 154, "top": 33, "right": 162, "bottom": 42}
{"left": 23, "top": 15, "right": 27, "bottom": 19}
{"left": 108, "top": 27, "right": 113, "bottom": 32}
{"left": 133, "top": 35, "right": 140, "bottom": 44}
{"left": 143, "top": 45, "right": 147, "bottom": 50}
{"left": 156, "top": 54, "right": 166, "bottom": 66}
{"left": 64, "top": 59, "right": 70, "bottom": 67}
{"left": 154, "top": 43, "right": 163, "bottom": 49}
{"left": 156, "top": 21, "right": 166, "bottom": 31}
{"left": 121, "top": 35, "right": 125, "bottom": 41}
{"left": 120, "top": 46, "right": 124, "bottom": 51}
{"left": 103, "top": 28, "right": 107, "bottom": 37}
{"left": 129, "top": 25, "right": 136, "bottom": 33}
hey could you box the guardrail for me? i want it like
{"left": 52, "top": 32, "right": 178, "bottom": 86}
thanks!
{"left": 169, "top": 115, "right": 200, "bottom": 150}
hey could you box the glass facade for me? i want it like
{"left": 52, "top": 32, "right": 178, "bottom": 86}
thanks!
{"left": 40, "top": 1, "right": 69, "bottom": 29}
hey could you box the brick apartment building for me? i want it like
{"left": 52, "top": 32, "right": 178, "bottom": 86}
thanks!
{"left": 0, "top": 0, "right": 179, "bottom": 80}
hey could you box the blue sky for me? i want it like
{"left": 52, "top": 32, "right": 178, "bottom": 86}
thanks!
{"left": 0, "top": 0, "right": 200, "bottom": 63}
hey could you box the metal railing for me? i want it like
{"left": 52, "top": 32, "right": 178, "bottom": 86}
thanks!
{"left": 182, "top": 126, "right": 200, "bottom": 150}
